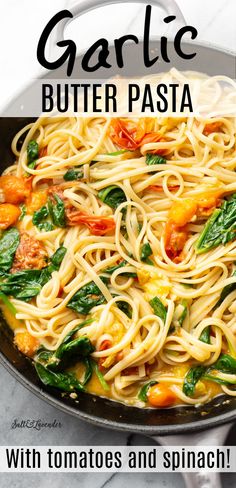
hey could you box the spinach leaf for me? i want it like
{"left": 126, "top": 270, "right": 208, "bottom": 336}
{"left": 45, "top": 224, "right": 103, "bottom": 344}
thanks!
{"left": 98, "top": 186, "right": 126, "bottom": 210}
{"left": 63, "top": 168, "right": 83, "bottom": 181}
{"left": 183, "top": 365, "right": 206, "bottom": 397}
{"left": 83, "top": 357, "right": 93, "bottom": 385}
{"left": 48, "top": 336, "right": 94, "bottom": 370}
{"left": 213, "top": 354, "right": 236, "bottom": 374}
{"left": 27, "top": 140, "right": 39, "bottom": 169}
{"left": 138, "top": 380, "right": 158, "bottom": 402}
{"left": 0, "top": 227, "right": 20, "bottom": 273}
{"left": 50, "top": 246, "right": 67, "bottom": 270}
{"left": 35, "top": 362, "right": 84, "bottom": 393}
{"left": 117, "top": 300, "right": 132, "bottom": 318}
{"left": 33, "top": 206, "right": 49, "bottom": 226}
{"left": 199, "top": 326, "right": 211, "bottom": 344}
{"left": 32, "top": 205, "right": 55, "bottom": 232}
{"left": 178, "top": 300, "right": 188, "bottom": 326}
{"left": 91, "top": 359, "right": 110, "bottom": 391}
{"left": 19, "top": 204, "right": 27, "bottom": 221}
{"left": 0, "top": 292, "right": 18, "bottom": 316}
{"left": 104, "top": 260, "right": 137, "bottom": 278}
{"left": 140, "top": 242, "right": 153, "bottom": 264}
{"left": 0, "top": 246, "right": 67, "bottom": 301}
{"left": 37, "top": 222, "right": 54, "bottom": 232}
{"left": 183, "top": 354, "right": 236, "bottom": 397}
{"left": 67, "top": 277, "right": 109, "bottom": 315}
{"left": 48, "top": 194, "right": 66, "bottom": 228}
{"left": 215, "top": 271, "right": 236, "bottom": 308}
{"left": 150, "top": 297, "right": 167, "bottom": 323}
{"left": 196, "top": 194, "right": 236, "bottom": 254}
{"left": 146, "top": 153, "right": 166, "bottom": 166}
{"left": 58, "top": 319, "right": 93, "bottom": 346}
{"left": 0, "top": 269, "right": 43, "bottom": 300}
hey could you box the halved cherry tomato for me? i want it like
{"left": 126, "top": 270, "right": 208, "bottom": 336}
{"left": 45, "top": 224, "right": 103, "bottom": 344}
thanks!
{"left": 0, "top": 175, "right": 30, "bottom": 204}
{"left": 147, "top": 383, "right": 176, "bottom": 408}
{"left": 110, "top": 118, "right": 166, "bottom": 154}
{"left": 26, "top": 190, "right": 48, "bottom": 214}
{"left": 164, "top": 222, "right": 189, "bottom": 261}
{"left": 203, "top": 122, "right": 222, "bottom": 136}
{"left": 11, "top": 232, "right": 48, "bottom": 272}
{"left": 67, "top": 211, "right": 116, "bottom": 236}
{"left": 98, "top": 340, "right": 112, "bottom": 371}
{"left": 14, "top": 331, "right": 39, "bottom": 358}
{"left": 0, "top": 203, "right": 21, "bottom": 229}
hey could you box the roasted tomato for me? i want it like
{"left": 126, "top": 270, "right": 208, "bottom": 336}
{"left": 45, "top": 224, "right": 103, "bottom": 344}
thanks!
{"left": 66, "top": 210, "right": 116, "bottom": 235}
{"left": 203, "top": 122, "right": 222, "bottom": 136}
{"left": 0, "top": 175, "right": 30, "bottom": 204}
{"left": 26, "top": 190, "right": 48, "bottom": 214}
{"left": 110, "top": 118, "right": 166, "bottom": 154}
{"left": 98, "top": 340, "right": 112, "bottom": 371}
{"left": 11, "top": 232, "right": 48, "bottom": 272}
{"left": 147, "top": 383, "right": 176, "bottom": 408}
{"left": 0, "top": 204, "right": 21, "bottom": 230}
{"left": 14, "top": 331, "right": 39, "bottom": 358}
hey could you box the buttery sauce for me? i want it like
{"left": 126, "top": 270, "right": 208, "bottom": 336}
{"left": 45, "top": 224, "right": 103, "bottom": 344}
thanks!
{"left": 1, "top": 303, "right": 222, "bottom": 407}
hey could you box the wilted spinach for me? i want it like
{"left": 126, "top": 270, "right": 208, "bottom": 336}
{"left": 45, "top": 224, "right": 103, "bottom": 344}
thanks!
{"left": 150, "top": 297, "right": 167, "bottom": 323}
{"left": 48, "top": 194, "right": 66, "bottom": 228}
{"left": 0, "top": 227, "right": 20, "bottom": 274}
{"left": 196, "top": 194, "right": 236, "bottom": 254}
{"left": 98, "top": 186, "right": 126, "bottom": 210}
{"left": 67, "top": 277, "right": 109, "bottom": 315}
{"left": 27, "top": 140, "right": 39, "bottom": 169}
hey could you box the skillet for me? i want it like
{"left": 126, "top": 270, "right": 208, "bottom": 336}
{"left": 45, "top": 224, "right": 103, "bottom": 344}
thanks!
{"left": 0, "top": 1, "right": 236, "bottom": 486}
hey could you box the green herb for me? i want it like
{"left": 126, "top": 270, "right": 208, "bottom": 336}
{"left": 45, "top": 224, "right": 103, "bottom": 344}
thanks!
{"left": 63, "top": 169, "right": 83, "bottom": 181}
{"left": 98, "top": 186, "right": 126, "bottom": 210}
{"left": 19, "top": 204, "right": 26, "bottom": 221}
{"left": 117, "top": 300, "right": 132, "bottom": 318}
{"left": 83, "top": 358, "right": 93, "bottom": 385}
{"left": 183, "top": 365, "right": 206, "bottom": 397}
{"left": 0, "top": 292, "right": 17, "bottom": 316}
{"left": 67, "top": 277, "right": 108, "bottom": 315}
{"left": 0, "top": 246, "right": 67, "bottom": 301}
{"left": 196, "top": 194, "right": 236, "bottom": 254}
{"left": 146, "top": 153, "right": 166, "bottom": 166}
{"left": 91, "top": 359, "right": 110, "bottom": 391}
{"left": 199, "top": 326, "right": 211, "bottom": 344}
{"left": 50, "top": 246, "right": 67, "bottom": 269}
{"left": 104, "top": 260, "right": 136, "bottom": 278}
{"left": 213, "top": 354, "right": 236, "bottom": 374}
{"left": 183, "top": 354, "right": 236, "bottom": 397}
{"left": 107, "top": 150, "right": 129, "bottom": 156}
{"left": 0, "top": 228, "right": 20, "bottom": 274}
{"left": 150, "top": 297, "right": 167, "bottom": 323}
{"left": 138, "top": 380, "right": 158, "bottom": 402}
{"left": 35, "top": 362, "right": 84, "bottom": 393}
{"left": 178, "top": 300, "right": 188, "bottom": 326}
{"left": 37, "top": 222, "right": 54, "bottom": 232}
{"left": 48, "top": 194, "right": 66, "bottom": 228}
{"left": 27, "top": 140, "right": 39, "bottom": 169}
{"left": 215, "top": 271, "right": 236, "bottom": 308}
{"left": 140, "top": 242, "right": 153, "bottom": 265}
{"left": 33, "top": 206, "right": 49, "bottom": 226}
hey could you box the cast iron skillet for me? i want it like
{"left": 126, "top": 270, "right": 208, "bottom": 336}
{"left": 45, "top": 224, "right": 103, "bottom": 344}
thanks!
{"left": 0, "top": 1, "right": 236, "bottom": 486}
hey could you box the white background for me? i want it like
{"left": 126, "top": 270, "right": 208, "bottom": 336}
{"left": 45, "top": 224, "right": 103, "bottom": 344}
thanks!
{"left": 0, "top": 0, "right": 235, "bottom": 110}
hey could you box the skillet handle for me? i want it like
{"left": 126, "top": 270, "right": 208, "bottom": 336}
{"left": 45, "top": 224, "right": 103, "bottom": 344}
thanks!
{"left": 49, "top": 0, "right": 186, "bottom": 55}
{"left": 153, "top": 423, "right": 232, "bottom": 488}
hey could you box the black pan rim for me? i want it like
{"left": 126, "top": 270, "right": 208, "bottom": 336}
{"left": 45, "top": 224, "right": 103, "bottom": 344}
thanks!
{"left": 1, "top": 350, "right": 236, "bottom": 436}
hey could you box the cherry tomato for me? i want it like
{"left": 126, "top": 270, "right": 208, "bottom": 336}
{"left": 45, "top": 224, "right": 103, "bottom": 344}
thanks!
{"left": 0, "top": 175, "right": 29, "bottom": 204}
{"left": 148, "top": 383, "right": 176, "bottom": 408}
{"left": 14, "top": 331, "right": 39, "bottom": 358}
{"left": 0, "top": 203, "right": 21, "bottom": 229}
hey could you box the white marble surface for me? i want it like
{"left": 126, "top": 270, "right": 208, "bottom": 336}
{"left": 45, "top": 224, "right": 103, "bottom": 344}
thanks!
{"left": 0, "top": 1, "right": 236, "bottom": 487}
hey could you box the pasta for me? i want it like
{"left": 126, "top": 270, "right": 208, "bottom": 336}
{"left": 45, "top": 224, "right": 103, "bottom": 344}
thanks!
{"left": 1, "top": 71, "right": 236, "bottom": 409}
